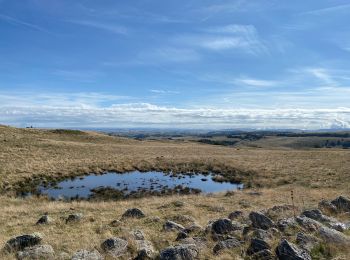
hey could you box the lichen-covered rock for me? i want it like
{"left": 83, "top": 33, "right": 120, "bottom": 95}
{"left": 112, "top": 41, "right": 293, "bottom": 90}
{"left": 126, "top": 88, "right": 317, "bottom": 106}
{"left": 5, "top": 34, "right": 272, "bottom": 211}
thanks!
{"left": 122, "top": 208, "right": 145, "bottom": 218}
{"left": 134, "top": 240, "right": 156, "bottom": 260}
{"left": 296, "top": 232, "right": 319, "bottom": 252}
{"left": 176, "top": 231, "right": 189, "bottom": 241}
{"left": 17, "top": 244, "right": 54, "bottom": 260}
{"left": 276, "top": 239, "right": 311, "bottom": 260}
{"left": 228, "top": 211, "right": 243, "bottom": 220}
{"left": 277, "top": 217, "right": 297, "bottom": 232}
{"left": 249, "top": 249, "right": 274, "bottom": 260}
{"left": 211, "top": 218, "right": 237, "bottom": 234}
{"left": 184, "top": 223, "right": 203, "bottom": 234}
{"left": 296, "top": 216, "right": 322, "bottom": 232}
{"left": 246, "top": 238, "right": 271, "bottom": 256}
{"left": 5, "top": 233, "right": 43, "bottom": 252}
{"left": 36, "top": 215, "right": 52, "bottom": 225}
{"left": 249, "top": 212, "right": 274, "bottom": 230}
{"left": 318, "top": 226, "right": 350, "bottom": 245}
{"left": 319, "top": 199, "right": 337, "bottom": 214}
{"left": 331, "top": 196, "right": 350, "bottom": 212}
{"left": 131, "top": 230, "right": 145, "bottom": 241}
{"left": 163, "top": 220, "right": 185, "bottom": 232}
{"left": 251, "top": 229, "right": 273, "bottom": 242}
{"left": 101, "top": 237, "right": 128, "bottom": 257}
{"left": 301, "top": 209, "right": 335, "bottom": 224}
{"left": 71, "top": 249, "right": 103, "bottom": 260}
{"left": 159, "top": 244, "right": 199, "bottom": 260}
{"left": 66, "top": 213, "right": 83, "bottom": 223}
{"left": 213, "top": 238, "right": 241, "bottom": 254}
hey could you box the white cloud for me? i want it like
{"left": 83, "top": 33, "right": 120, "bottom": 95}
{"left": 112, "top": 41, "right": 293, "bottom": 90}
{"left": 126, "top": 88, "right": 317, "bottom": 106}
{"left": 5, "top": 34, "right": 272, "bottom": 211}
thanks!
{"left": 1, "top": 94, "right": 350, "bottom": 129}
{"left": 175, "top": 24, "right": 266, "bottom": 55}
{"left": 150, "top": 89, "right": 180, "bottom": 94}
{"left": 235, "top": 77, "right": 277, "bottom": 87}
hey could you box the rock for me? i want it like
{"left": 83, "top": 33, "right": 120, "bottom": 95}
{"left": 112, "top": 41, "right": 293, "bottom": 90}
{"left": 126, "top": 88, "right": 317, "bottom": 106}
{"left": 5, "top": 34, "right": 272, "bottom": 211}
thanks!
{"left": 318, "top": 226, "right": 350, "bottom": 245}
{"left": 277, "top": 217, "right": 297, "bottom": 232}
{"left": 301, "top": 209, "right": 335, "bottom": 224}
{"left": 101, "top": 237, "right": 128, "bottom": 257}
{"left": 296, "top": 232, "right": 319, "bottom": 252}
{"left": 17, "top": 244, "right": 54, "bottom": 260}
{"left": 329, "top": 222, "right": 347, "bottom": 232}
{"left": 36, "top": 215, "right": 51, "bottom": 225}
{"left": 251, "top": 229, "right": 273, "bottom": 242}
{"left": 179, "top": 237, "right": 207, "bottom": 249}
{"left": 109, "top": 220, "right": 122, "bottom": 227}
{"left": 159, "top": 244, "right": 199, "bottom": 260}
{"left": 122, "top": 208, "right": 145, "bottom": 218}
{"left": 169, "top": 215, "right": 195, "bottom": 225}
{"left": 276, "top": 239, "right": 311, "bottom": 260}
{"left": 318, "top": 199, "right": 337, "bottom": 214}
{"left": 132, "top": 230, "right": 145, "bottom": 241}
{"left": 296, "top": 216, "right": 322, "bottom": 232}
{"left": 172, "top": 201, "right": 185, "bottom": 207}
{"left": 66, "top": 213, "right": 83, "bottom": 223}
{"left": 211, "top": 218, "right": 238, "bottom": 234}
{"left": 163, "top": 220, "right": 185, "bottom": 232}
{"left": 5, "top": 233, "right": 43, "bottom": 252}
{"left": 246, "top": 238, "right": 271, "bottom": 256}
{"left": 134, "top": 240, "right": 156, "bottom": 260}
{"left": 213, "top": 238, "right": 241, "bottom": 254}
{"left": 249, "top": 249, "right": 274, "bottom": 260}
{"left": 249, "top": 212, "right": 274, "bottom": 230}
{"left": 184, "top": 223, "right": 203, "bottom": 234}
{"left": 331, "top": 196, "right": 350, "bottom": 212}
{"left": 57, "top": 252, "right": 70, "bottom": 259}
{"left": 71, "top": 249, "right": 103, "bottom": 260}
{"left": 176, "top": 231, "right": 189, "bottom": 241}
{"left": 267, "top": 204, "right": 296, "bottom": 219}
{"left": 228, "top": 210, "right": 243, "bottom": 220}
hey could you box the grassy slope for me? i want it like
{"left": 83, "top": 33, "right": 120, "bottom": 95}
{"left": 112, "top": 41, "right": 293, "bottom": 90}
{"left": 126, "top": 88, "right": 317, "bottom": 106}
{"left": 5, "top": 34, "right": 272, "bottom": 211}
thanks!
{"left": 0, "top": 125, "right": 350, "bottom": 259}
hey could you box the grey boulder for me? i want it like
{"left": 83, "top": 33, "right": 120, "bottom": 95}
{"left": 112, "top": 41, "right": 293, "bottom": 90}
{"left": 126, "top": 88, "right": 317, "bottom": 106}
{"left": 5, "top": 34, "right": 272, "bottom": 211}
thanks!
{"left": 159, "top": 244, "right": 199, "bottom": 260}
{"left": 101, "top": 237, "right": 128, "bottom": 257}
{"left": 17, "top": 244, "right": 54, "bottom": 260}
{"left": 5, "top": 233, "right": 43, "bottom": 252}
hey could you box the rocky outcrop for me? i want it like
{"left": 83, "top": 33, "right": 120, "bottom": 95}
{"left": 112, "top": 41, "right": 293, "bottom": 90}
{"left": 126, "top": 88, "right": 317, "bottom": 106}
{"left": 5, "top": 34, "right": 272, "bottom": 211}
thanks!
{"left": 5, "top": 233, "right": 43, "bottom": 252}
{"left": 246, "top": 238, "right": 271, "bottom": 256}
{"left": 66, "top": 213, "right": 83, "bottom": 224}
{"left": 101, "top": 237, "right": 128, "bottom": 257}
{"left": 211, "top": 218, "right": 239, "bottom": 234}
{"left": 296, "top": 216, "right": 322, "bottom": 232}
{"left": 318, "top": 226, "right": 350, "bottom": 245}
{"left": 71, "top": 249, "right": 103, "bottom": 260}
{"left": 249, "top": 212, "right": 274, "bottom": 230}
{"left": 159, "top": 244, "right": 199, "bottom": 260}
{"left": 213, "top": 238, "right": 241, "bottom": 254}
{"left": 163, "top": 220, "right": 185, "bottom": 232}
{"left": 122, "top": 208, "right": 145, "bottom": 218}
{"left": 17, "top": 244, "right": 54, "bottom": 260}
{"left": 331, "top": 196, "right": 350, "bottom": 212}
{"left": 276, "top": 239, "right": 311, "bottom": 260}
{"left": 36, "top": 215, "right": 52, "bottom": 225}
{"left": 296, "top": 232, "right": 319, "bottom": 252}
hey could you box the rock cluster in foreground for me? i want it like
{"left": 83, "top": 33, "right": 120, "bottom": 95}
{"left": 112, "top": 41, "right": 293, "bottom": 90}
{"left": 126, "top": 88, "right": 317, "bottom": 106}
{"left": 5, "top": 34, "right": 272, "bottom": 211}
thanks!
{"left": 3, "top": 195, "right": 350, "bottom": 259}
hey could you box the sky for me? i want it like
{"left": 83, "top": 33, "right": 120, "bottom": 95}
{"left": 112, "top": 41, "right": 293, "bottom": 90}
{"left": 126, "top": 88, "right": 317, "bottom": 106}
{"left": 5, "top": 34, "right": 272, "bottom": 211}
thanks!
{"left": 1, "top": 0, "right": 350, "bottom": 129}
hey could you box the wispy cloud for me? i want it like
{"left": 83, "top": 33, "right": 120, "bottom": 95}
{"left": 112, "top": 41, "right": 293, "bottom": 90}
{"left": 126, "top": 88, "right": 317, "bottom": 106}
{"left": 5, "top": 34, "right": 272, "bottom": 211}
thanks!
{"left": 174, "top": 24, "right": 266, "bottom": 55}
{"left": 149, "top": 89, "right": 180, "bottom": 94}
{"left": 139, "top": 48, "right": 201, "bottom": 63}
{"left": 235, "top": 77, "right": 277, "bottom": 87}
{"left": 0, "top": 14, "right": 50, "bottom": 33}
{"left": 301, "top": 4, "right": 350, "bottom": 16}
{"left": 67, "top": 20, "right": 128, "bottom": 34}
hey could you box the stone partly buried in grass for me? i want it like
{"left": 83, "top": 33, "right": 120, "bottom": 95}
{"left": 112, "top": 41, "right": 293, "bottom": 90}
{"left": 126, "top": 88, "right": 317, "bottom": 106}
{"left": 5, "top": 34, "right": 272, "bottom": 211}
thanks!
{"left": 4, "top": 233, "right": 43, "bottom": 253}
{"left": 159, "top": 244, "right": 199, "bottom": 260}
{"left": 122, "top": 208, "right": 145, "bottom": 218}
{"left": 101, "top": 237, "right": 128, "bottom": 258}
{"left": 17, "top": 244, "right": 55, "bottom": 260}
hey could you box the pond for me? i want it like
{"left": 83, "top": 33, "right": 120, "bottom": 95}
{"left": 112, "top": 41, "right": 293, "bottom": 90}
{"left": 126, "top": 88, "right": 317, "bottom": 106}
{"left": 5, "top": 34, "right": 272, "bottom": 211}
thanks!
{"left": 32, "top": 171, "right": 243, "bottom": 200}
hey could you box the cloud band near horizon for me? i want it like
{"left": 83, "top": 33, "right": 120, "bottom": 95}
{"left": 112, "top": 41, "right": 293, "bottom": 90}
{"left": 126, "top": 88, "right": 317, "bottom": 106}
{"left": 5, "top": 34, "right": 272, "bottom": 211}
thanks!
{"left": 1, "top": 103, "right": 350, "bottom": 130}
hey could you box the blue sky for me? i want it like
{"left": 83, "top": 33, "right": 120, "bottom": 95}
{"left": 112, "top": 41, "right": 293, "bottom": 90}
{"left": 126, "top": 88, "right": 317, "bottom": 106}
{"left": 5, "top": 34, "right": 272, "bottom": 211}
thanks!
{"left": 1, "top": 0, "right": 350, "bottom": 129}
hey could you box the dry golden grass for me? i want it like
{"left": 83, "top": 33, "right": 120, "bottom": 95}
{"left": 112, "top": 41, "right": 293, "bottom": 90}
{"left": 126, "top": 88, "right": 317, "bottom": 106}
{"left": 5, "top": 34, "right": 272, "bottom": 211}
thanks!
{"left": 0, "top": 187, "right": 348, "bottom": 259}
{"left": 0, "top": 125, "right": 350, "bottom": 259}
